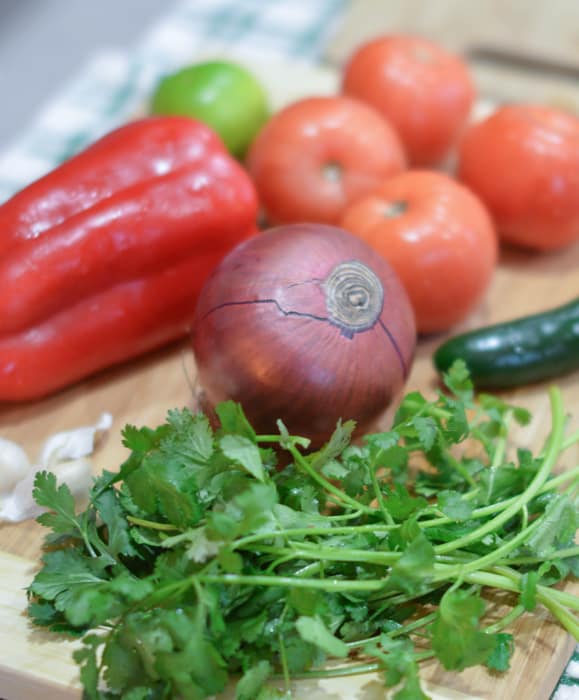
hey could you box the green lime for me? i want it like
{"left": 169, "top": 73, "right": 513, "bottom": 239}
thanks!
{"left": 150, "top": 60, "right": 270, "bottom": 159}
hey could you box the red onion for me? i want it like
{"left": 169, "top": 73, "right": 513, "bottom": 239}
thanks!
{"left": 191, "top": 224, "right": 416, "bottom": 445}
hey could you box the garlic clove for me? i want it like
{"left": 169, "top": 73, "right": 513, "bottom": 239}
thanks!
{"left": 0, "top": 413, "right": 113, "bottom": 524}
{"left": 0, "top": 457, "right": 93, "bottom": 523}
{"left": 38, "top": 412, "right": 113, "bottom": 468}
{"left": 0, "top": 438, "right": 31, "bottom": 494}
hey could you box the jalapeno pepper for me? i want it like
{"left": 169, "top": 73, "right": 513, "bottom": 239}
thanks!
{"left": 0, "top": 116, "right": 258, "bottom": 401}
{"left": 433, "top": 298, "right": 579, "bottom": 388}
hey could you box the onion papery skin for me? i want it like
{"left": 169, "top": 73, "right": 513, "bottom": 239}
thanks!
{"left": 191, "top": 224, "right": 416, "bottom": 445}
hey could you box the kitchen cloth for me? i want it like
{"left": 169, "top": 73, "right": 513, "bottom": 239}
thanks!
{"left": 0, "top": 0, "right": 344, "bottom": 203}
{"left": 0, "top": 0, "right": 576, "bottom": 698}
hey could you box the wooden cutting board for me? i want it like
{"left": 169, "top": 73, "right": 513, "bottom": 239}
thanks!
{"left": 325, "top": 0, "right": 579, "bottom": 113}
{"left": 0, "top": 55, "right": 578, "bottom": 700}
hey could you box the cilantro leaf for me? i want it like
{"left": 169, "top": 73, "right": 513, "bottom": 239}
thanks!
{"left": 366, "top": 636, "right": 429, "bottom": 700}
{"left": 236, "top": 660, "right": 272, "bottom": 700}
{"left": 525, "top": 494, "right": 578, "bottom": 557}
{"left": 33, "top": 471, "right": 84, "bottom": 538}
{"left": 487, "top": 633, "right": 514, "bottom": 672}
{"left": 385, "top": 533, "right": 434, "bottom": 595}
{"left": 443, "top": 359, "right": 474, "bottom": 402}
{"left": 295, "top": 615, "right": 348, "bottom": 658}
{"left": 383, "top": 485, "right": 428, "bottom": 522}
{"left": 431, "top": 588, "right": 495, "bottom": 671}
{"left": 437, "top": 490, "right": 474, "bottom": 521}
{"left": 216, "top": 401, "right": 257, "bottom": 442}
{"left": 220, "top": 434, "right": 265, "bottom": 482}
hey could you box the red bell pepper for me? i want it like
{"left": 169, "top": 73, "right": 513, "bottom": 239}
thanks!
{"left": 0, "top": 116, "right": 258, "bottom": 401}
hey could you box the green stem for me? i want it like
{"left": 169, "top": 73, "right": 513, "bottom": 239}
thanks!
{"left": 554, "top": 427, "right": 579, "bottom": 453}
{"left": 285, "top": 650, "right": 436, "bottom": 680}
{"left": 491, "top": 566, "right": 579, "bottom": 611}
{"left": 505, "top": 546, "right": 579, "bottom": 565}
{"left": 257, "top": 433, "right": 310, "bottom": 449}
{"left": 286, "top": 442, "right": 375, "bottom": 514}
{"left": 419, "top": 454, "right": 579, "bottom": 534}
{"left": 484, "top": 604, "right": 525, "bottom": 634}
{"left": 244, "top": 543, "right": 400, "bottom": 566}
{"left": 399, "top": 399, "right": 451, "bottom": 422}
{"left": 234, "top": 522, "right": 399, "bottom": 550}
{"left": 538, "top": 587, "right": 579, "bottom": 613}
{"left": 537, "top": 594, "right": 579, "bottom": 640}
{"left": 126, "top": 516, "right": 179, "bottom": 532}
{"left": 464, "top": 568, "right": 579, "bottom": 639}
{"left": 444, "top": 445, "right": 478, "bottom": 487}
{"left": 197, "top": 573, "right": 386, "bottom": 593}
{"left": 485, "top": 410, "right": 512, "bottom": 501}
{"left": 435, "top": 387, "right": 565, "bottom": 555}
{"left": 433, "top": 513, "right": 544, "bottom": 578}
{"left": 369, "top": 461, "right": 395, "bottom": 525}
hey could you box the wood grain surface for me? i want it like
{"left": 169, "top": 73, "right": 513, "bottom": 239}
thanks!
{"left": 325, "top": 0, "right": 579, "bottom": 113}
{"left": 0, "top": 54, "right": 578, "bottom": 700}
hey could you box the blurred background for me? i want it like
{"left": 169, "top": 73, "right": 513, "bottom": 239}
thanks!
{"left": 0, "top": 0, "right": 578, "bottom": 200}
{"left": 2, "top": 0, "right": 579, "bottom": 151}
{"left": 0, "top": 0, "right": 165, "bottom": 146}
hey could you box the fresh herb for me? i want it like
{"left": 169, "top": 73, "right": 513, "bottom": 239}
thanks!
{"left": 27, "top": 362, "right": 579, "bottom": 700}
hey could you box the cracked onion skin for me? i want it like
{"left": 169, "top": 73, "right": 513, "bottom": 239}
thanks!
{"left": 191, "top": 224, "right": 416, "bottom": 445}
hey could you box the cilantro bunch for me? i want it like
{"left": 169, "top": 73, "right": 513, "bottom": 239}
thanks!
{"left": 28, "top": 363, "right": 579, "bottom": 700}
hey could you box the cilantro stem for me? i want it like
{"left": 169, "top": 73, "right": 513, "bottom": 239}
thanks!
{"left": 485, "top": 410, "right": 512, "bottom": 501}
{"left": 538, "top": 588, "right": 579, "bottom": 613}
{"left": 433, "top": 512, "right": 544, "bottom": 578}
{"left": 556, "top": 427, "right": 579, "bottom": 452}
{"left": 287, "top": 650, "right": 436, "bottom": 679}
{"left": 445, "top": 448, "right": 478, "bottom": 487}
{"left": 492, "top": 566, "right": 579, "bottom": 613}
{"left": 245, "top": 543, "right": 400, "bottom": 566}
{"left": 484, "top": 603, "right": 525, "bottom": 634}
{"left": 277, "top": 604, "right": 291, "bottom": 693}
{"left": 369, "top": 465, "right": 395, "bottom": 525}
{"left": 419, "top": 463, "right": 579, "bottom": 531}
{"left": 434, "top": 386, "right": 565, "bottom": 555}
{"left": 197, "top": 574, "right": 386, "bottom": 592}
{"left": 400, "top": 398, "right": 450, "bottom": 422}
{"left": 257, "top": 433, "right": 311, "bottom": 449}
{"left": 234, "top": 522, "right": 398, "bottom": 550}
{"left": 285, "top": 442, "right": 375, "bottom": 514}
{"left": 538, "top": 595, "right": 579, "bottom": 639}
{"left": 126, "top": 515, "right": 180, "bottom": 531}
{"left": 345, "top": 611, "right": 438, "bottom": 649}
{"left": 463, "top": 569, "right": 579, "bottom": 639}
{"left": 505, "top": 545, "right": 579, "bottom": 565}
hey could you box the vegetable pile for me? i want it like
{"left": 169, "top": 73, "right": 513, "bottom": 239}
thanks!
{"left": 27, "top": 363, "right": 579, "bottom": 700}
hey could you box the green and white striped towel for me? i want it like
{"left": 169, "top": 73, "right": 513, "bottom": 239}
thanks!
{"left": 0, "top": 0, "right": 345, "bottom": 203}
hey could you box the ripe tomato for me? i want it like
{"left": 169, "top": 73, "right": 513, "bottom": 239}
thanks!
{"left": 246, "top": 95, "right": 406, "bottom": 226}
{"left": 342, "top": 34, "right": 475, "bottom": 167}
{"left": 457, "top": 104, "right": 579, "bottom": 251}
{"left": 340, "top": 170, "right": 497, "bottom": 334}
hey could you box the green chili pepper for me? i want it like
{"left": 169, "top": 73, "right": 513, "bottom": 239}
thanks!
{"left": 433, "top": 298, "right": 579, "bottom": 388}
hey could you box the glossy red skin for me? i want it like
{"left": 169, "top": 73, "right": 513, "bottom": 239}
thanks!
{"left": 0, "top": 117, "right": 257, "bottom": 335}
{"left": 0, "top": 116, "right": 258, "bottom": 401}
{"left": 457, "top": 104, "right": 579, "bottom": 251}
{"left": 340, "top": 171, "right": 498, "bottom": 334}
{"left": 192, "top": 224, "right": 416, "bottom": 446}
{"left": 342, "top": 35, "right": 475, "bottom": 166}
{"left": 246, "top": 96, "right": 407, "bottom": 226}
